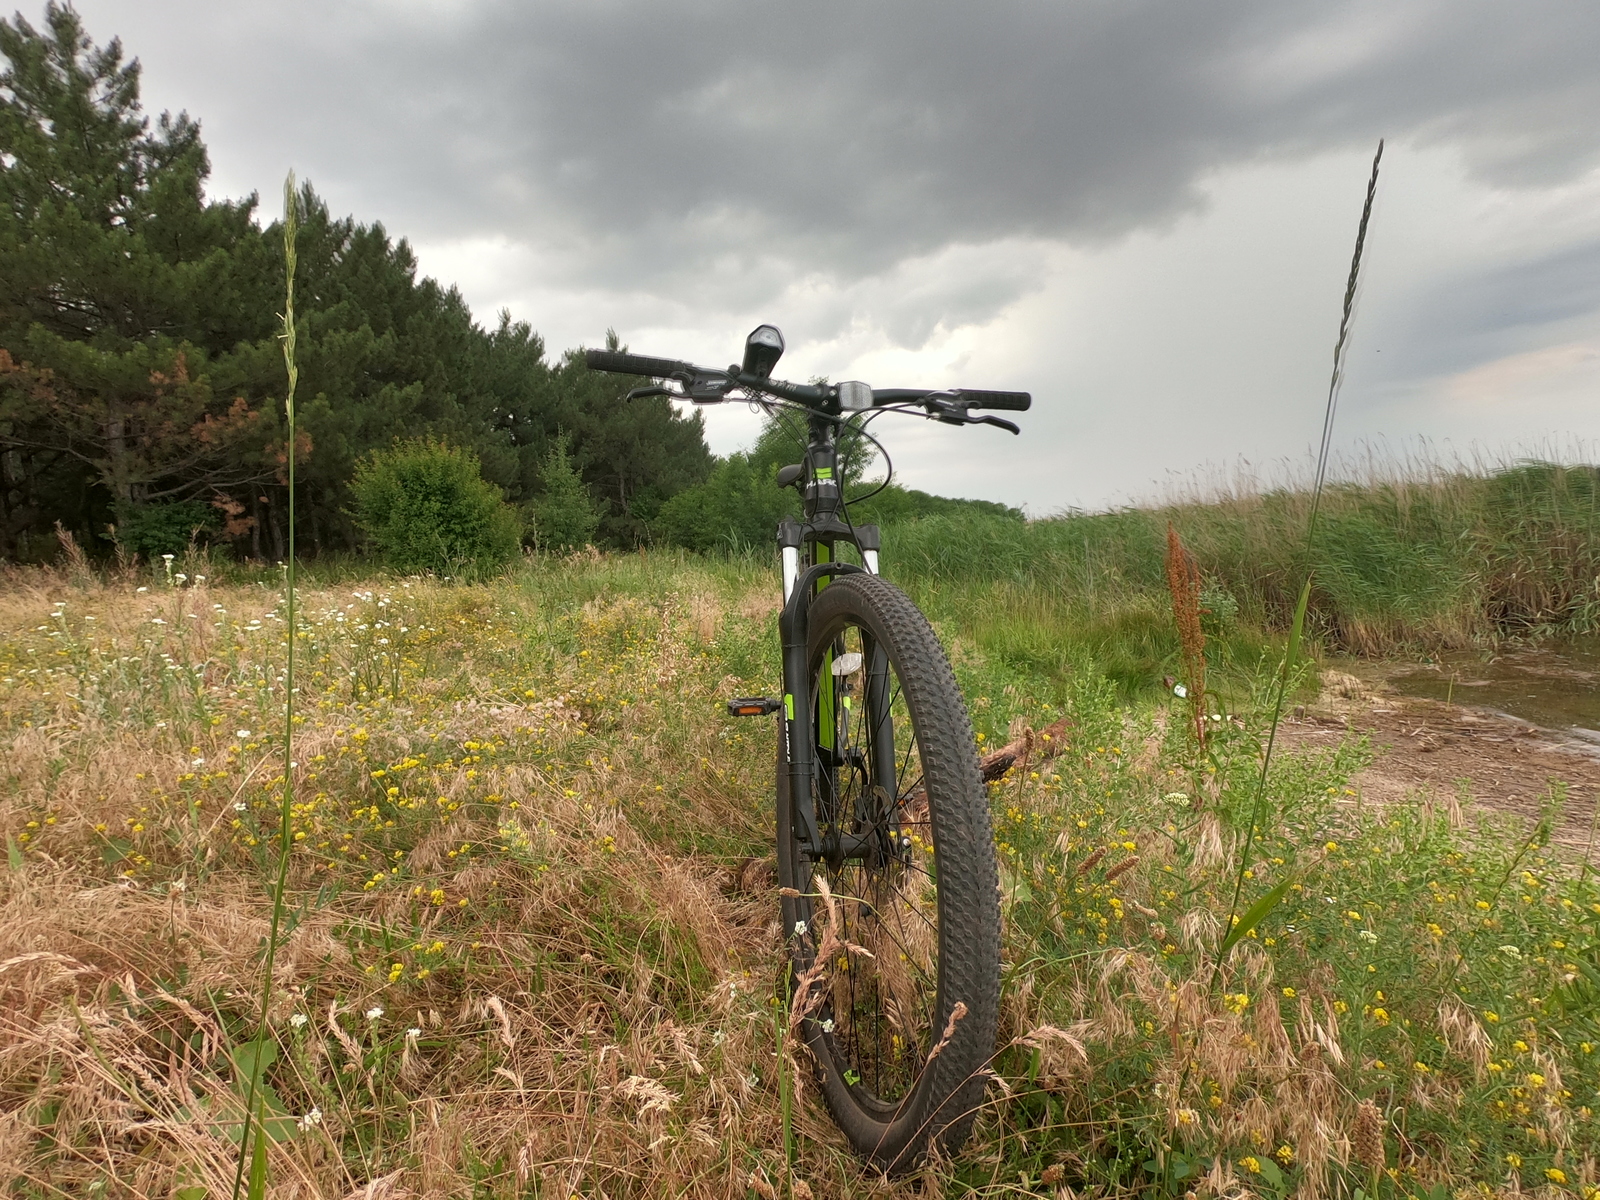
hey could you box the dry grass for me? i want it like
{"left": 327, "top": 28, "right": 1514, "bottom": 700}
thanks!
{"left": 3, "top": 558, "right": 1598, "bottom": 1197}
{"left": 0, "top": 561, "right": 903, "bottom": 1198}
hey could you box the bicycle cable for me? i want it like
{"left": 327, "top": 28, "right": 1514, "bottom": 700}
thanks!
{"left": 736, "top": 393, "right": 898, "bottom": 562}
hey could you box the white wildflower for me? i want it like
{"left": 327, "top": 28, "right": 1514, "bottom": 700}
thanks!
{"left": 289, "top": 1013, "right": 308, "bottom": 1029}
{"left": 1498, "top": 945, "right": 1522, "bottom": 959}
{"left": 365, "top": 1006, "right": 384, "bottom": 1021}
{"left": 297, "top": 1106, "right": 322, "bottom": 1130}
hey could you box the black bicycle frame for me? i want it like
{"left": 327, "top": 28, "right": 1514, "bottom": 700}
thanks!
{"left": 776, "top": 407, "right": 894, "bottom": 869}
{"left": 582, "top": 334, "right": 1026, "bottom": 873}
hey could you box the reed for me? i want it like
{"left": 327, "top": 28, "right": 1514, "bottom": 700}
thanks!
{"left": 884, "top": 450, "right": 1600, "bottom": 693}
{"left": 1219, "top": 138, "right": 1386, "bottom": 959}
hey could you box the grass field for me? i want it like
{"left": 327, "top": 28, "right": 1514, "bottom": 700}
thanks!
{"left": 2, "top": 546, "right": 1599, "bottom": 1198}
{"left": 887, "top": 459, "right": 1600, "bottom": 697}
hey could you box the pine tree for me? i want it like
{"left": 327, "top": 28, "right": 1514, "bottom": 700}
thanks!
{"left": 0, "top": 4, "right": 270, "bottom": 347}
{"left": 528, "top": 437, "right": 599, "bottom": 552}
{"left": 0, "top": 6, "right": 716, "bottom": 560}
{"left": 0, "top": 4, "right": 277, "bottom": 556}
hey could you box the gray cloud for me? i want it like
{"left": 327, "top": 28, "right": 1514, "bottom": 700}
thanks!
{"left": 85, "top": 1, "right": 1600, "bottom": 320}
{"left": 1359, "top": 237, "right": 1600, "bottom": 385}
{"left": 57, "top": 0, "right": 1600, "bottom": 509}
{"left": 368, "top": 1, "right": 1600, "bottom": 283}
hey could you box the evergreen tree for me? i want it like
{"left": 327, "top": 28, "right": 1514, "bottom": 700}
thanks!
{"left": 527, "top": 436, "right": 599, "bottom": 552}
{"left": 0, "top": 4, "right": 278, "bottom": 557}
{"left": 551, "top": 332, "right": 714, "bottom": 544}
{"left": 0, "top": 6, "right": 715, "bottom": 561}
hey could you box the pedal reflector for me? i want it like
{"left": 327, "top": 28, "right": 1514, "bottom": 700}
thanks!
{"left": 727, "top": 697, "right": 783, "bottom": 717}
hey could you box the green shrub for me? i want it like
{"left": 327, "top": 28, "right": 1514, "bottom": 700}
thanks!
{"left": 112, "top": 500, "right": 219, "bottom": 559}
{"left": 654, "top": 452, "right": 793, "bottom": 553}
{"left": 350, "top": 438, "right": 521, "bottom": 578}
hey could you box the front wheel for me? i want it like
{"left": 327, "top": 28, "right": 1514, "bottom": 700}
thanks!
{"left": 776, "top": 573, "right": 1000, "bottom": 1172}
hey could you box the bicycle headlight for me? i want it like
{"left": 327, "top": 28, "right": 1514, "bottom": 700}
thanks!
{"left": 742, "top": 324, "right": 785, "bottom": 378}
{"left": 838, "top": 381, "right": 872, "bottom": 411}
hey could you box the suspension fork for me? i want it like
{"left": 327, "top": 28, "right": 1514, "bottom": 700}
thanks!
{"left": 864, "top": 633, "right": 900, "bottom": 831}
{"left": 779, "top": 561, "right": 866, "bottom": 866}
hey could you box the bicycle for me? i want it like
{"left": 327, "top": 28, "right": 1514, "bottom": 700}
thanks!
{"left": 585, "top": 325, "right": 1030, "bottom": 1172}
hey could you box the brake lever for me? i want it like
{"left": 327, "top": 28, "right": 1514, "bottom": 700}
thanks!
{"left": 924, "top": 396, "right": 1021, "bottom": 435}
{"left": 974, "top": 414, "right": 1020, "bottom": 435}
{"left": 625, "top": 384, "right": 673, "bottom": 400}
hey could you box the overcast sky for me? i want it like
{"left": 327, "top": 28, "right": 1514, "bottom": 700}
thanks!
{"left": 63, "top": 0, "right": 1600, "bottom": 512}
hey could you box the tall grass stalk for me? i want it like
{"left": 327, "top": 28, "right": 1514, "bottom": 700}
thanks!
{"left": 231, "top": 171, "right": 301, "bottom": 1200}
{"left": 776, "top": 962, "right": 795, "bottom": 1183}
{"left": 1154, "top": 133, "right": 1384, "bottom": 1189}
{"left": 1209, "top": 139, "right": 1383, "bottom": 987}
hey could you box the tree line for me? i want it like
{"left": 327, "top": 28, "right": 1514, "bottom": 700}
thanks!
{"left": 1, "top": 5, "right": 1022, "bottom": 567}
{"left": 0, "top": 4, "right": 712, "bottom": 563}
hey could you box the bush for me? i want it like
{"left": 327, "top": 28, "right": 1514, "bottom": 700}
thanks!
{"left": 350, "top": 439, "right": 521, "bottom": 578}
{"left": 112, "top": 500, "right": 219, "bottom": 559}
{"left": 653, "top": 453, "right": 793, "bottom": 553}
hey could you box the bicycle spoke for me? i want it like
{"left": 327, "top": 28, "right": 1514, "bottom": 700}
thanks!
{"left": 799, "top": 615, "right": 950, "bottom": 1106}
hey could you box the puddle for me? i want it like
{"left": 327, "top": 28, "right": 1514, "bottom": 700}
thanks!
{"left": 1386, "top": 638, "right": 1600, "bottom": 742}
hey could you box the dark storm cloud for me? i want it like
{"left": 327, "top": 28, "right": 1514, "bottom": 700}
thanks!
{"left": 67, "top": 0, "right": 1600, "bottom": 372}
{"left": 256, "top": 0, "right": 1600, "bottom": 289}
{"left": 1369, "top": 239, "right": 1600, "bottom": 381}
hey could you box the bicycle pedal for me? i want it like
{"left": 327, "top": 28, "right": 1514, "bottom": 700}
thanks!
{"left": 726, "top": 696, "right": 783, "bottom": 717}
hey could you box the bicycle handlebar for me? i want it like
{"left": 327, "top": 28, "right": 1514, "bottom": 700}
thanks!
{"left": 871, "top": 387, "right": 1031, "bottom": 411}
{"left": 586, "top": 347, "right": 1031, "bottom": 415}
{"left": 584, "top": 349, "right": 694, "bottom": 378}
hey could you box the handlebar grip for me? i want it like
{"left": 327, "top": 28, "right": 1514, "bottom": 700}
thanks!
{"left": 585, "top": 349, "right": 691, "bottom": 378}
{"left": 956, "top": 388, "right": 1031, "bottom": 411}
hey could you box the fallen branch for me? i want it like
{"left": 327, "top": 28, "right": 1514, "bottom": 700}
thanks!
{"left": 901, "top": 717, "right": 1072, "bottom": 825}
{"left": 978, "top": 717, "right": 1071, "bottom": 783}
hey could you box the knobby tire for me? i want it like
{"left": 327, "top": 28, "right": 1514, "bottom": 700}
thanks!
{"left": 776, "top": 573, "right": 1000, "bottom": 1172}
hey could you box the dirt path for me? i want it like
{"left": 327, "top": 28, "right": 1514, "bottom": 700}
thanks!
{"left": 1278, "top": 667, "right": 1600, "bottom": 853}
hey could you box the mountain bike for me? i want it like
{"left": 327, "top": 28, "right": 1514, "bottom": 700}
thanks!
{"left": 586, "top": 326, "right": 1030, "bottom": 1172}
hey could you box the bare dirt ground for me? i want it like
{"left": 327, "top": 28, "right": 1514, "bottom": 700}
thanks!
{"left": 1279, "top": 666, "right": 1600, "bottom": 853}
